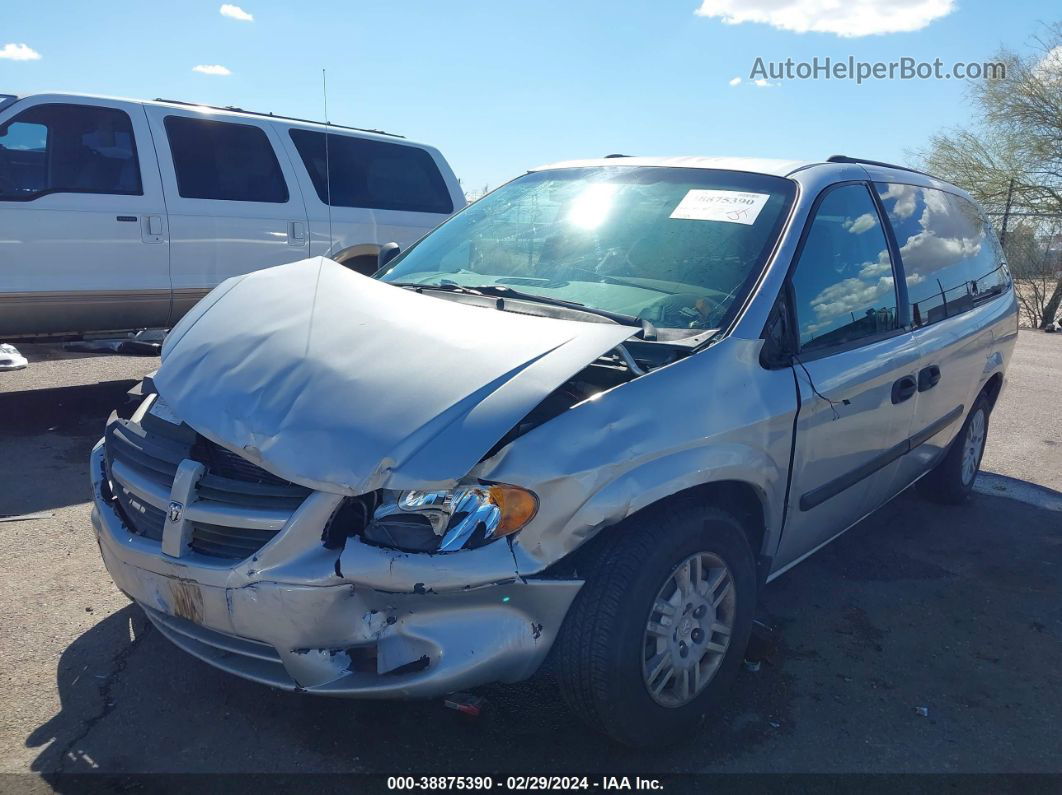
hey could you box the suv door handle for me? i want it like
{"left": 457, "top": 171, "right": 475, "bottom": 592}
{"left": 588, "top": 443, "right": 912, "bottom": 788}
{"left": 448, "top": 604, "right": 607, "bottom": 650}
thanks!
{"left": 918, "top": 365, "right": 941, "bottom": 391}
{"left": 891, "top": 375, "right": 917, "bottom": 404}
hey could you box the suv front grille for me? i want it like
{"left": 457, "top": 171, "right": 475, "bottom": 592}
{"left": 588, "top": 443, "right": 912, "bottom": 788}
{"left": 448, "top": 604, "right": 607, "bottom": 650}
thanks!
{"left": 104, "top": 403, "right": 311, "bottom": 560}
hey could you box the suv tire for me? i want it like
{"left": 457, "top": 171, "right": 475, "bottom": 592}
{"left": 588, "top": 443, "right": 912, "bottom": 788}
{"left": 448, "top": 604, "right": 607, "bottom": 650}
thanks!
{"left": 554, "top": 501, "right": 756, "bottom": 747}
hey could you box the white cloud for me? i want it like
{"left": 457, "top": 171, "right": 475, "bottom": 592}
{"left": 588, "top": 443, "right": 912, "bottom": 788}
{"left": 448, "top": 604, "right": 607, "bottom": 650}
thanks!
{"left": 192, "top": 64, "right": 232, "bottom": 76}
{"left": 220, "top": 3, "right": 253, "bottom": 21}
{"left": 753, "top": 78, "right": 779, "bottom": 88}
{"left": 0, "top": 43, "right": 41, "bottom": 61}
{"left": 879, "top": 182, "right": 918, "bottom": 220}
{"left": 694, "top": 0, "right": 956, "bottom": 37}
{"left": 728, "top": 76, "right": 742, "bottom": 86}
{"left": 845, "top": 212, "right": 879, "bottom": 234}
{"left": 1034, "top": 45, "right": 1062, "bottom": 83}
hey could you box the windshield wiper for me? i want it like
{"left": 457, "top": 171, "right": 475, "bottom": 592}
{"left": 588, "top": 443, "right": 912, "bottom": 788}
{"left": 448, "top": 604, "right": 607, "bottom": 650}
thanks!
{"left": 391, "top": 280, "right": 483, "bottom": 295}
{"left": 389, "top": 280, "right": 645, "bottom": 329}
{"left": 464, "top": 284, "right": 644, "bottom": 327}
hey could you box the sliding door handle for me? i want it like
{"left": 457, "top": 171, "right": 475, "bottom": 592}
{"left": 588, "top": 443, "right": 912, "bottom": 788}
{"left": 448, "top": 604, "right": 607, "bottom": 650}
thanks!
{"left": 918, "top": 365, "right": 941, "bottom": 391}
{"left": 891, "top": 375, "right": 917, "bottom": 404}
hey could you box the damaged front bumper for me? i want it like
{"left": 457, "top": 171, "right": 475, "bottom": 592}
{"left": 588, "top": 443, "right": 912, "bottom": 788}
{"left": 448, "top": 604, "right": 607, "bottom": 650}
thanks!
{"left": 90, "top": 441, "right": 581, "bottom": 698}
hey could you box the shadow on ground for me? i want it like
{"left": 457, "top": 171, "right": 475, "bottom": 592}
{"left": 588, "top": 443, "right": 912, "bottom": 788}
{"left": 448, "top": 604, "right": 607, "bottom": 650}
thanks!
{"left": 27, "top": 487, "right": 1062, "bottom": 776}
{"left": 0, "top": 380, "right": 137, "bottom": 515}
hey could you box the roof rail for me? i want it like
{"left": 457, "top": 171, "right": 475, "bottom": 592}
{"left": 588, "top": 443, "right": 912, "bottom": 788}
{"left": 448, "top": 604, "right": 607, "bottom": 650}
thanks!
{"left": 604, "top": 153, "right": 633, "bottom": 158}
{"left": 152, "top": 98, "right": 404, "bottom": 138}
{"left": 826, "top": 155, "right": 936, "bottom": 179}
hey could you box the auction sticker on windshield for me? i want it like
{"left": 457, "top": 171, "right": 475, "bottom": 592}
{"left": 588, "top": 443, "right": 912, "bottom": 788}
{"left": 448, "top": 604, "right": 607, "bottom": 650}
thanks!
{"left": 670, "top": 189, "right": 770, "bottom": 225}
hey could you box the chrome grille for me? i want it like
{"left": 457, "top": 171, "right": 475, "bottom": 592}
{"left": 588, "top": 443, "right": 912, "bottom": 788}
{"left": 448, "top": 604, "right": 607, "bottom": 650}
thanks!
{"left": 103, "top": 404, "right": 310, "bottom": 560}
{"left": 190, "top": 521, "right": 283, "bottom": 560}
{"left": 113, "top": 483, "right": 166, "bottom": 541}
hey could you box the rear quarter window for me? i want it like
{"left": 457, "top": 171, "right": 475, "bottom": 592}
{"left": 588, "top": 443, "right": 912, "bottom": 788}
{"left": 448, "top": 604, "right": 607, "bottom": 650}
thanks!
{"left": 290, "top": 129, "right": 453, "bottom": 214}
{"left": 876, "top": 183, "right": 1009, "bottom": 327}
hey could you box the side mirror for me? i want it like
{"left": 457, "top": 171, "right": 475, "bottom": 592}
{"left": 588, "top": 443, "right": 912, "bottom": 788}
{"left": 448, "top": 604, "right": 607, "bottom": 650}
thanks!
{"left": 377, "top": 242, "right": 401, "bottom": 271}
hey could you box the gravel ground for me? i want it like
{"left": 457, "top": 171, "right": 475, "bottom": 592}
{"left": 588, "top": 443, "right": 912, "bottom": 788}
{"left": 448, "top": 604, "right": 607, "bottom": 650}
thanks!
{"left": 0, "top": 332, "right": 1059, "bottom": 780}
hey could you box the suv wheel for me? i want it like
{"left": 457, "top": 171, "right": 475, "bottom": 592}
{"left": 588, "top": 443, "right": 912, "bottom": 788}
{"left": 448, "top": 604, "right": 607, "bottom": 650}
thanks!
{"left": 554, "top": 503, "right": 756, "bottom": 746}
{"left": 921, "top": 395, "right": 991, "bottom": 504}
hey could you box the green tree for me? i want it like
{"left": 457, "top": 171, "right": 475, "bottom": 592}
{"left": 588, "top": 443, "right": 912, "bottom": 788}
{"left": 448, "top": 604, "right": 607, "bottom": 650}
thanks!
{"left": 918, "top": 23, "right": 1062, "bottom": 328}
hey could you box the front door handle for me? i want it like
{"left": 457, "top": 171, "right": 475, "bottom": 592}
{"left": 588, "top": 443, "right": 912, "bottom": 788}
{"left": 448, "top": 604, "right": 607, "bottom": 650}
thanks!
{"left": 918, "top": 365, "right": 941, "bottom": 391}
{"left": 891, "top": 375, "right": 917, "bottom": 404}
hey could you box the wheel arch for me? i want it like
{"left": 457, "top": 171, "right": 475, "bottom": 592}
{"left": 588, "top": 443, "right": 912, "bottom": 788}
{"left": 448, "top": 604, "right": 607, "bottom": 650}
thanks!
{"left": 981, "top": 371, "right": 1004, "bottom": 410}
{"left": 331, "top": 243, "right": 381, "bottom": 275}
{"left": 539, "top": 471, "right": 775, "bottom": 588}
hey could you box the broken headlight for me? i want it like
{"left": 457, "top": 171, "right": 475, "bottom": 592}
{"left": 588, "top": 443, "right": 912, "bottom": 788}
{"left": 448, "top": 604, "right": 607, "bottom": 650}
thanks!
{"left": 363, "top": 484, "right": 538, "bottom": 553}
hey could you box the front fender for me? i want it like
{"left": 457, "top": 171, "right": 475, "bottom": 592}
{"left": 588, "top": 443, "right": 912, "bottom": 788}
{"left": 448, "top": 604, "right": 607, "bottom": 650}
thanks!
{"left": 477, "top": 338, "right": 798, "bottom": 570}
{"left": 550, "top": 441, "right": 782, "bottom": 556}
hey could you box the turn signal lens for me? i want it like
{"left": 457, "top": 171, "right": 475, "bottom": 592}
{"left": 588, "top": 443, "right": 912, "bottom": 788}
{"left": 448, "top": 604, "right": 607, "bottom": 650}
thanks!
{"left": 487, "top": 484, "right": 539, "bottom": 535}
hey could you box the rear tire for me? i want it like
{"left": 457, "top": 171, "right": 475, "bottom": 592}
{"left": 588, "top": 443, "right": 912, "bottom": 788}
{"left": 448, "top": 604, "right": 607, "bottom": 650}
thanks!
{"left": 920, "top": 395, "right": 990, "bottom": 505}
{"left": 554, "top": 501, "right": 756, "bottom": 747}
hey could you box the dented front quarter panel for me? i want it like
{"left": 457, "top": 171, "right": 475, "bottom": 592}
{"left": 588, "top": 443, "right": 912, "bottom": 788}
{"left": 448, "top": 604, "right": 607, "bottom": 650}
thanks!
{"left": 477, "top": 336, "right": 798, "bottom": 568}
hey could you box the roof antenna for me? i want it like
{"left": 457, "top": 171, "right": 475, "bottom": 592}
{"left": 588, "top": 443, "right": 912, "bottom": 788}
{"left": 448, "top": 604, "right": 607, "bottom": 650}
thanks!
{"left": 322, "top": 68, "right": 334, "bottom": 258}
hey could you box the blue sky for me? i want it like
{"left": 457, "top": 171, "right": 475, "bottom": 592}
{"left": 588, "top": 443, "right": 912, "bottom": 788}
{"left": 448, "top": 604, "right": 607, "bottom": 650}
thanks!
{"left": 1, "top": 1, "right": 1055, "bottom": 192}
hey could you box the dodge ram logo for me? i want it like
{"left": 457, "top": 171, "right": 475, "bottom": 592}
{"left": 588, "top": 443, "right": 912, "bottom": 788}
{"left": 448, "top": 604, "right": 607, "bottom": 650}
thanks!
{"left": 168, "top": 501, "right": 184, "bottom": 523}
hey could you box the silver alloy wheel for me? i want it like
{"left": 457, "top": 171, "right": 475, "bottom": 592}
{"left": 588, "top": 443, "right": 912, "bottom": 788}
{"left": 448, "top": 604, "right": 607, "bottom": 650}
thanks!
{"left": 642, "top": 552, "right": 736, "bottom": 708}
{"left": 961, "top": 408, "right": 986, "bottom": 487}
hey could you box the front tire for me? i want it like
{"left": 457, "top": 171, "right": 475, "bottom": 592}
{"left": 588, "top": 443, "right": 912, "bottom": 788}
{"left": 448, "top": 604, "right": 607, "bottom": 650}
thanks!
{"left": 554, "top": 502, "right": 756, "bottom": 747}
{"left": 921, "top": 395, "right": 990, "bottom": 504}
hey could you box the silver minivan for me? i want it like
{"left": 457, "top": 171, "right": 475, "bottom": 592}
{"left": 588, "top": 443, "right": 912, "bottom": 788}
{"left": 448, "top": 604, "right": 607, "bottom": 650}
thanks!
{"left": 90, "top": 155, "right": 1016, "bottom": 746}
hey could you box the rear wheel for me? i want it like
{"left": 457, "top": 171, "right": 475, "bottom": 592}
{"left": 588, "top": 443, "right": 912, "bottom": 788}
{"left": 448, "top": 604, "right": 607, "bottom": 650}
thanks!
{"left": 921, "top": 395, "right": 990, "bottom": 504}
{"left": 554, "top": 502, "right": 756, "bottom": 746}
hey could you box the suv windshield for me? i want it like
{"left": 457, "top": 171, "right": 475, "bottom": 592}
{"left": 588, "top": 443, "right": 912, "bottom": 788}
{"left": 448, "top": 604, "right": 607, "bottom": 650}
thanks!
{"left": 378, "top": 166, "right": 795, "bottom": 334}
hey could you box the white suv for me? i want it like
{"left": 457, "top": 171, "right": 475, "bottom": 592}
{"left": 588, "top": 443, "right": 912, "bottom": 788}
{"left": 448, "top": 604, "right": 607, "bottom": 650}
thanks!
{"left": 0, "top": 92, "right": 464, "bottom": 337}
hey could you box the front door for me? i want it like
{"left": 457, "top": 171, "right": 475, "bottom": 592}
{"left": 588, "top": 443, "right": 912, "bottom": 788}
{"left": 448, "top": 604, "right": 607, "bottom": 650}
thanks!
{"left": 144, "top": 107, "right": 309, "bottom": 323}
{"left": 0, "top": 97, "right": 169, "bottom": 336}
{"left": 773, "top": 183, "right": 921, "bottom": 571}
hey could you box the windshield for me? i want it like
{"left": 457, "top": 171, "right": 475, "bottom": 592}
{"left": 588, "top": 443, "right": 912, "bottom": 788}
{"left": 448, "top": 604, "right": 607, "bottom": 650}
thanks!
{"left": 378, "top": 166, "right": 796, "bottom": 335}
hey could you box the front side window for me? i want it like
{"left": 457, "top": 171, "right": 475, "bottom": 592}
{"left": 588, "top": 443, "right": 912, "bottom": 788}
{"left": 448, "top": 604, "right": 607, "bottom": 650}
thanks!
{"left": 164, "top": 116, "right": 288, "bottom": 203}
{"left": 378, "top": 167, "right": 795, "bottom": 334}
{"left": 289, "top": 129, "right": 453, "bottom": 214}
{"left": 790, "top": 184, "right": 898, "bottom": 351}
{"left": 876, "top": 183, "right": 1009, "bottom": 326}
{"left": 0, "top": 103, "right": 142, "bottom": 200}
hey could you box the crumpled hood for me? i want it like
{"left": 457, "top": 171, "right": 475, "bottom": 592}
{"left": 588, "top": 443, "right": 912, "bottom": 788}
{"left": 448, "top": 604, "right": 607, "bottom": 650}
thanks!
{"left": 154, "top": 258, "right": 635, "bottom": 495}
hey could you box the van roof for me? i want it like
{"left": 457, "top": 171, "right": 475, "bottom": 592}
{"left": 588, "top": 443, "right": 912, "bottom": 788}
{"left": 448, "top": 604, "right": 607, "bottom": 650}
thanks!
{"left": 530, "top": 155, "right": 955, "bottom": 188}
{"left": 531, "top": 156, "right": 815, "bottom": 177}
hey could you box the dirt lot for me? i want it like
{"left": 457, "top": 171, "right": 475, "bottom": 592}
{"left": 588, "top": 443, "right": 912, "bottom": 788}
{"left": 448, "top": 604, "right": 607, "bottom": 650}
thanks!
{"left": 0, "top": 332, "right": 1059, "bottom": 781}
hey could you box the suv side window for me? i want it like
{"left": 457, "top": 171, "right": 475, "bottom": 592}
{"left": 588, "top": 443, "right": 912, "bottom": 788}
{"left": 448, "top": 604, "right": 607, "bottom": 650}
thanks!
{"left": 0, "top": 103, "right": 142, "bottom": 201}
{"left": 289, "top": 129, "right": 453, "bottom": 214}
{"left": 876, "top": 183, "right": 1009, "bottom": 327}
{"left": 164, "top": 116, "right": 288, "bottom": 203}
{"left": 790, "top": 183, "right": 899, "bottom": 351}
